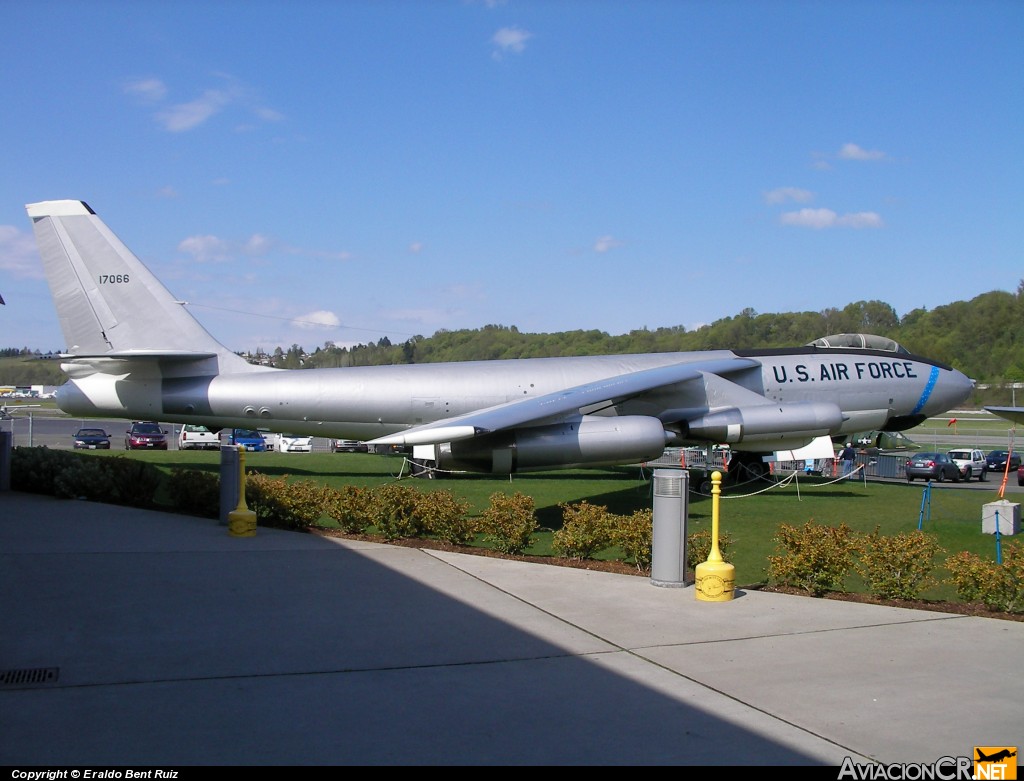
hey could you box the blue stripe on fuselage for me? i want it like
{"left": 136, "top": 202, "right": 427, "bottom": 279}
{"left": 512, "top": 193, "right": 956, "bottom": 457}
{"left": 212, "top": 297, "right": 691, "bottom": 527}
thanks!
{"left": 910, "top": 366, "right": 939, "bottom": 415}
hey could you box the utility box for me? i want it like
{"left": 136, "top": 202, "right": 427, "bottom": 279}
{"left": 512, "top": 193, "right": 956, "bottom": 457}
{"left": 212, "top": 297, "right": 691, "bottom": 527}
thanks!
{"left": 651, "top": 468, "right": 688, "bottom": 587}
{"left": 982, "top": 500, "right": 1020, "bottom": 536}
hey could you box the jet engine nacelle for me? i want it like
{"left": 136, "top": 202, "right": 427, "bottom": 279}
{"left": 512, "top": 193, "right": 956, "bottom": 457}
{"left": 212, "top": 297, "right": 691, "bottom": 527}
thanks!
{"left": 433, "top": 415, "right": 669, "bottom": 474}
{"left": 683, "top": 402, "right": 844, "bottom": 444}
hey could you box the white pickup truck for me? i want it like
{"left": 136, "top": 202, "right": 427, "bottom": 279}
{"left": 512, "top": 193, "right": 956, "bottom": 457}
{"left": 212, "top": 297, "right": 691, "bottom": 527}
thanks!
{"left": 178, "top": 424, "right": 221, "bottom": 450}
{"left": 946, "top": 448, "right": 988, "bottom": 482}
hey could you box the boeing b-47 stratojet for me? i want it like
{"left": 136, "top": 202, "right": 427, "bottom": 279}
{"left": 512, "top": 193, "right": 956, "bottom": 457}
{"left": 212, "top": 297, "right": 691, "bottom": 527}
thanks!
{"left": 25, "top": 200, "right": 974, "bottom": 476}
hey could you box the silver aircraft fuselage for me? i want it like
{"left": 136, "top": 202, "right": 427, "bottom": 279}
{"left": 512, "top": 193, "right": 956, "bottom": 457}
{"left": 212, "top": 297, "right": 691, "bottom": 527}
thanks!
{"left": 26, "top": 199, "right": 974, "bottom": 474}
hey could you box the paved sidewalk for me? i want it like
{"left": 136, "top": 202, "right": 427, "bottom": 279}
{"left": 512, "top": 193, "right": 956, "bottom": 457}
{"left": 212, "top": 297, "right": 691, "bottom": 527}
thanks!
{"left": 1, "top": 491, "right": 1021, "bottom": 766}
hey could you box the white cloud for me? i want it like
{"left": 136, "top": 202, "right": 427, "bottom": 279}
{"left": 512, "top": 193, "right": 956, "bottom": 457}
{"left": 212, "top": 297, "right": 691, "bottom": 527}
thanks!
{"left": 492, "top": 26, "right": 532, "bottom": 59}
{"left": 178, "top": 234, "right": 231, "bottom": 262}
{"left": 764, "top": 187, "right": 814, "bottom": 205}
{"left": 130, "top": 74, "right": 284, "bottom": 133}
{"left": 593, "top": 235, "right": 623, "bottom": 253}
{"left": 836, "top": 211, "right": 884, "bottom": 228}
{"left": 254, "top": 106, "right": 285, "bottom": 122}
{"left": 780, "top": 208, "right": 884, "bottom": 229}
{"left": 408, "top": 242, "right": 424, "bottom": 254}
{"left": 838, "top": 143, "right": 887, "bottom": 161}
{"left": 157, "top": 89, "right": 233, "bottom": 132}
{"left": 243, "top": 234, "right": 273, "bottom": 255}
{"left": 123, "top": 78, "right": 167, "bottom": 103}
{"left": 0, "top": 225, "right": 43, "bottom": 278}
{"left": 293, "top": 310, "right": 341, "bottom": 329}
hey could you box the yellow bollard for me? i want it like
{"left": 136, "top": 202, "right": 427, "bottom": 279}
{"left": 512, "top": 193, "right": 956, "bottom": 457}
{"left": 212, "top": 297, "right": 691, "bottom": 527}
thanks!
{"left": 695, "top": 470, "right": 735, "bottom": 601}
{"left": 227, "top": 447, "right": 257, "bottom": 537}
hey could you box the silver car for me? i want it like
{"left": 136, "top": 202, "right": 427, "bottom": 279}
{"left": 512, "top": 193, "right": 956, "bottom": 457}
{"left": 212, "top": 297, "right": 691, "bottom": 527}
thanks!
{"left": 905, "top": 452, "right": 961, "bottom": 482}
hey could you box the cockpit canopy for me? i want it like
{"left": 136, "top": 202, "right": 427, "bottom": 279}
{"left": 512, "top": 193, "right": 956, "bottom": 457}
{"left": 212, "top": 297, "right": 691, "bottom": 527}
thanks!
{"left": 807, "top": 333, "right": 909, "bottom": 354}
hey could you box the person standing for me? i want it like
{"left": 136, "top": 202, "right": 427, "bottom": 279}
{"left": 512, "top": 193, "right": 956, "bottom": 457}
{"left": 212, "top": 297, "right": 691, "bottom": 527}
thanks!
{"left": 839, "top": 443, "right": 857, "bottom": 478}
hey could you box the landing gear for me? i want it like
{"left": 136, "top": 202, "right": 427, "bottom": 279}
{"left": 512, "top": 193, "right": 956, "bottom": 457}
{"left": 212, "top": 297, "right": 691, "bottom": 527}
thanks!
{"left": 726, "top": 452, "right": 771, "bottom": 484}
{"left": 409, "top": 458, "right": 437, "bottom": 479}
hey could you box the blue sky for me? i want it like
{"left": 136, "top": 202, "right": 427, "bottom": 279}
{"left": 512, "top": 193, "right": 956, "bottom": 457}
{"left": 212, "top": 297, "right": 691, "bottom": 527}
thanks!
{"left": 1, "top": 1, "right": 1021, "bottom": 355}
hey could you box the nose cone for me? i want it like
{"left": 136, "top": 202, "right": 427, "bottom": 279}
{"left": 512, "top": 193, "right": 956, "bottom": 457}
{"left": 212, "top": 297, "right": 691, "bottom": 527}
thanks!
{"left": 924, "top": 367, "right": 974, "bottom": 416}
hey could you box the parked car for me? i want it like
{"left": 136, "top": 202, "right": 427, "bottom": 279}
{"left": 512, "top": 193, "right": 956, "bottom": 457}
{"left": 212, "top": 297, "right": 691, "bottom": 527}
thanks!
{"left": 905, "top": 452, "right": 961, "bottom": 482}
{"left": 279, "top": 433, "right": 313, "bottom": 453}
{"left": 946, "top": 448, "right": 988, "bottom": 482}
{"left": 985, "top": 450, "right": 1021, "bottom": 474}
{"left": 1019, "top": 465, "right": 1024, "bottom": 487}
{"left": 125, "top": 421, "right": 168, "bottom": 450}
{"left": 331, "top": 439, "right": 368, "bottom": 453}
{"left": 178, "top": 424, "right": 220, "bottom": 450}
{"left": 228, "top": 429, "right": 266, "bottom": 452}
{"left": 72, "top": 427, "right": 111, "bottom": 449}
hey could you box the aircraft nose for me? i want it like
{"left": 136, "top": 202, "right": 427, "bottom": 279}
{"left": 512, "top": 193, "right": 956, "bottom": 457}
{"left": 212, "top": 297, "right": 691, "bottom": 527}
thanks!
{"left": 927, "top": 367, "right": 974, "bottom": 414}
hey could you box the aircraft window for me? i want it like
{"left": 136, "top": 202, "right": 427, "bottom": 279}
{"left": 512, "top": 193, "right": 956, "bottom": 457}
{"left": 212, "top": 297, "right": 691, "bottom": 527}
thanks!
{"left": 807, "top": 333, "right": 909, "bottom": 354}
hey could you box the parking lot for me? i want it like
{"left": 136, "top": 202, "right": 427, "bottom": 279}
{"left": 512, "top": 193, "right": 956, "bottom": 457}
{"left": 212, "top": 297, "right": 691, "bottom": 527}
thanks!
{"left": 0, "top": 413, "right": 337, "bottom": 453}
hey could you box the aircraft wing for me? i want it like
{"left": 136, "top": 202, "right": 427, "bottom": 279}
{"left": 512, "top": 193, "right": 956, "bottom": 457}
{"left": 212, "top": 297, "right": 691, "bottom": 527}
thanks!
{"left": 367, "top": 356, "right": 761, "bottom": 446}
{"left": 985, "top": 406, "right": 1024, "bottom": 425}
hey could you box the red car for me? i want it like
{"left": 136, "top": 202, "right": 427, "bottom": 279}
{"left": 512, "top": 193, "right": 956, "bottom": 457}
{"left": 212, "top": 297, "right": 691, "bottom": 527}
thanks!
{"left": 125, "top": 421, "right": 168, "bottom": 450}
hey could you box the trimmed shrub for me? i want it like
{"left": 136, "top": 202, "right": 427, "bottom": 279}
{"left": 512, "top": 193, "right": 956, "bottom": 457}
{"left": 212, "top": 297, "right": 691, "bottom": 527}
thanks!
{"left": 479, "top": 492, "right": 538, "bottom": 555}
{"left": 370, "top": 482, "right": 424, "bottom": 540}
{"left": 416, "top": 489, "right": 475, "bottom": 546}
{"left": 11, "top": 446, "right": 81, "bottom": 494}
{"left": 321, "top": 484, "right": 374, "bottom": 534}
{"left": 856, "top": 528, "right": 944, "bottom": 601}
{"left": 245, "top": 473, "right": 326, "bottom": 530}
{"left": 687, "top": 529, "right": 735, "bottom": 570}
{"left": 945, "top": 542, "right": 1024, "bottom": 613}
{"left": 767, "top": 521, "right": 858, "bottom": 596}
{"left": 166, "top": 468, "right": 220, "bottom": 519}
{"left": 52, "top": 456, "right": 115, "bottom": 501}
{"left": 100, "top": 457, "right": 163, "bottom": 507}
{"left": 611, "top": 508, "right": 653, "bottom": 572}
{"left": 14, "top": 448, "right": 162, "bottom": 508}
{"left": 552, "top": 501, "right": 614, "bottom": 561}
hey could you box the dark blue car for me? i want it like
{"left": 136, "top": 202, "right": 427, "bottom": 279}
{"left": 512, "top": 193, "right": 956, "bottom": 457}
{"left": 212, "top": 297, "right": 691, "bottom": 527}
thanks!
{"left": 985, "top": 450, "right": 1021, "bottom": 474}
{"left": 73, "top": 428, "right": 111, "bottom": 449}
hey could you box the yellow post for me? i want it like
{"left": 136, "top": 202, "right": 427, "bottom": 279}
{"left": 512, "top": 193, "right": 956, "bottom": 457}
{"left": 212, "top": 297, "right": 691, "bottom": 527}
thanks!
{"left": 695, "top": 470, "right": 735, "bottom": 601}
{"left": 228, "top": 446, "right": 257, "bottom": 537}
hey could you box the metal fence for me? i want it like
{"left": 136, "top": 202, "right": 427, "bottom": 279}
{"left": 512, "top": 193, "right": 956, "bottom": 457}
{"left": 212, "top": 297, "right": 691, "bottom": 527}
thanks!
{"left": 646, "top": 447, "right": 909, "bottom": 481}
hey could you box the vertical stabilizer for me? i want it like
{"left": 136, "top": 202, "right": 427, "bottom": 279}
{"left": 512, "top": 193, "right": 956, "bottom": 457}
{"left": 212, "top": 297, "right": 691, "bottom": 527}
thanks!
{"left": 26, "top": 200, "right": 254, "bottom": 372}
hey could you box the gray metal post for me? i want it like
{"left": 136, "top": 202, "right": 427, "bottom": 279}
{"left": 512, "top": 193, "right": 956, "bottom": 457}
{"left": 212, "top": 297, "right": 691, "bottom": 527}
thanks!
{"left": 219, "top": 445, "right": 241, "bottom": 526}
{"left": 0, "top": 430, "right": 11, "bottom": 491}
{"left": 651, "top": 468, "right": 688, "bottom": 587}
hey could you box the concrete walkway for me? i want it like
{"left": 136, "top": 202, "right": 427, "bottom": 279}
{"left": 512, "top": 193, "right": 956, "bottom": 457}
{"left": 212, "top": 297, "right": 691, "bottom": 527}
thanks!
{"left": 1, "top": 491, "right": 1020, "bottom": 766}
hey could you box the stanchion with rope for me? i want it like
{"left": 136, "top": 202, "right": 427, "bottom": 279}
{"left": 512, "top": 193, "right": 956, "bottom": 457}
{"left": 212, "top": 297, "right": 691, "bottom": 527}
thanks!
{"left": 695, "top": 471, "right": 735, "bottom": 602}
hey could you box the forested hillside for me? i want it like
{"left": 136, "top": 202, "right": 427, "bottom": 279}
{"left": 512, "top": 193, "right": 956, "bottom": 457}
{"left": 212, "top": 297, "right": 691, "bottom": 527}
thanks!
{"left": 5, "top": 287, "right": 1023, "bottom": 407}
{"left": 296, "top": 288, "right": 1024, "bottom": 397}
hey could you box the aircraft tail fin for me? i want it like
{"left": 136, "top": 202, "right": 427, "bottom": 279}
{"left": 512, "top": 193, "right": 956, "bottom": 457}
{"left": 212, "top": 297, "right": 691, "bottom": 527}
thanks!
{"left": 26, "top": 200, "right": 255, "bottom": 373}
